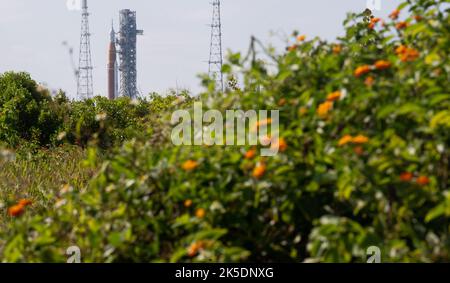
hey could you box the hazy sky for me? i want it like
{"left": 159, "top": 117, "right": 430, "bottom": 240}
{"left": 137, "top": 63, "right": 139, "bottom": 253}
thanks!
{"left": 0, "top": 0, "right": 403, "bottom": 99}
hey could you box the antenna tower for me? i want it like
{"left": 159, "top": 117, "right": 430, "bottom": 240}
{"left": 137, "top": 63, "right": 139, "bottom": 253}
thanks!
{"left": 208, "top": 0, "right": 224, "bottom": 92}
{"left": 77, "top": 0, "right": 94, "bottom": 99}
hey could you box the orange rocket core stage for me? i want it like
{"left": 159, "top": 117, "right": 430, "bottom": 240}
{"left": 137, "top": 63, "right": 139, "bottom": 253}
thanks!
{"left": 107, "top": 40, "right": 117, "bottom": 100}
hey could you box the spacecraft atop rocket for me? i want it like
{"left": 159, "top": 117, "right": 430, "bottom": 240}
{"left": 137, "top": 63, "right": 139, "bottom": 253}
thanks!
{"left": 107, "top": 22, "right": 118, "bottom": 100}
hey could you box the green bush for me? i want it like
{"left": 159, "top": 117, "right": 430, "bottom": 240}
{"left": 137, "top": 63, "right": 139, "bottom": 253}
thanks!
{"left": 0, "top": 0, "right": 449, "bottom": 263}
{"left": 0, "top": 72, "right": 61, "bottom": 146}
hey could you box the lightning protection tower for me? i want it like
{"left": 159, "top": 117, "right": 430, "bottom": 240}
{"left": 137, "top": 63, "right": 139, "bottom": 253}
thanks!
{"left": 118, "top": 9, "right": 143, "bottom": 99}
{"left": 208, "top": 0, "right": 224, "bottom": 92}
{"left": 77, "top": 0, "right": 94, "bottom": 100}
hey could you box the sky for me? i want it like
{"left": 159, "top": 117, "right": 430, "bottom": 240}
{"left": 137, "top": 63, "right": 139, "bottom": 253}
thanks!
{"left": 0, "top": 0, "right": 404, "bottom": 99}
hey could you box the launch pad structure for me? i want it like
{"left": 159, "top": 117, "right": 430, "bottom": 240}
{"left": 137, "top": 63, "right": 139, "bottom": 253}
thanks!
{"left": 117, "top": 10, "right": 144, "bottom": 99}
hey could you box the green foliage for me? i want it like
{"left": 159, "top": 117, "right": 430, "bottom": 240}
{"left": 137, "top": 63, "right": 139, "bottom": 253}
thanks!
{"left": 0, "top": 0, "right": 449, "bottom": 263}
{"left": 0, "top": 72, "right": 61, "bottom": 146}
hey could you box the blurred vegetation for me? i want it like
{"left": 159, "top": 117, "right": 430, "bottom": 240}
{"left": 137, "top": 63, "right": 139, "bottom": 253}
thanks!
{"left": 0, "top": 0, "right": 449, "bottom": 263}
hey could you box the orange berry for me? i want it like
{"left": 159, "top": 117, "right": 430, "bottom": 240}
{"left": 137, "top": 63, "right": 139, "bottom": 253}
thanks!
{"left": 195, "top": 208, "right": 206, "bottom": 219}
{"left": 374, "top": 60, "right": 391, "bottom": 70}
{"left": 354, "top": 65, "right": 371, "bottom": 77}
{"left": 252, "top": 163, "right": 267, "bottom": 179}
{"left": 400, "top": 172, "right": 413, "bottom": 182}
{"left": 416, "top": 176, "right": 430, "bottom": 186}
{"left": 326, "top": 91, "right": 342, "bottom": 102}
{"left": 184, "top": 199, "right": 193, "bottom": 208}
{"left": 8, "top": 204, "right": 25, "bottom": 217}
{"left": 278, "top": 98, "right": 287, "bottom": 106}
{"left": 182, "top": 160, "right": 199, "bottom": 172}
{"left": 413, "top": 15, "right": 423, "bottom": 21}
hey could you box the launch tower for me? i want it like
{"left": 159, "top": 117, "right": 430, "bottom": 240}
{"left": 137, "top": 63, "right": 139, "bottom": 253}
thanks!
{"left": 118, "top": 10, "right": 143, "bottom": 99}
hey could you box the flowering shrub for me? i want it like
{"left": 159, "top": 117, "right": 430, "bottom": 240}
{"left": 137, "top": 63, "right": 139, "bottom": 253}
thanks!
{"left": 0, "top": 0, "right": 449, "bottom": 262}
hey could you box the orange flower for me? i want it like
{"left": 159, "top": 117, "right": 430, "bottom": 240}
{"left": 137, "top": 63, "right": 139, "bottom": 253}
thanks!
{"left": 288, "top": 45, "right": 297, "bottom": 52}
{"left": 326, "top": 91, "right": 342, "bottom": 102}
{"left": 8, "top": 204, "right": 25, "bottom": 217}
{"left": 252, "top": 163, "right": 266, "bottom": 179}
{"left": 390, "top": 9, "right": 400, "bottom": 20}
{"left": 398, "top": 47, "right": 420, "bottom": 62}
{"left": 187, "top": 241, "right": 205, "bottom": 257}
{"left": 338, "top": 135, "right": 353, "bottom": 146}
{"left": 299, "top": 107, "right": 308, "bottom": 116}
{"left": 278, "top": 98, "right": 287, "bottom": 106}
{"left": 244, "top": 148, "right": 257, "bottom": 160}
{"left": 396, "top": 21, "right": 409, "bottom": 29}
{"left": 371, "top": 17, "right": 381, "bottom": 24}
{"left": 416, "top": 176, "right": 430, "bottom": 186}
{"left": 332, "top": 45, "right": 342, "bottom": 55}
{"left": 406, "top": 49, "right": 420, "bottom": 62}
{"left": 353, "top": 146, "right": 364, "bottom": 156}
{"left": 297, "top": 35, "right": 306, "bottom": 42}
{"left": 18, "top": 199, "right": 33, "bottom": 207}
{"left": 369, "top": 17, "right": 381, "bottom": 29}
{"left": 400, "top": 172, "right": 413, "bottom": 182}
{"left": 184, "top": 199, "right": 193, "bottom": 208}
{"left": 352, "top": 135, "right": 369, "bottom": 144}
{"left": 395, "top": 45, "right": 407, "bottom": 55}
{"left": 272, "top": 138, "right": 288, "bottom": 152}
{"left": 182, "top": 160, "right": 199, "bottom": 171}
{"left": 195, "top": 208, "right": 206, "bottom": 219}
{"left": 354, "top": 65, "right": 371, "bottom": 77}
{"left": 317, "top": 101, "right": 333, "bottom": 118}
{"left": 374, "top": 60, "right": 391, "bottom": 70}
{"left": 365, "top": 76, "right": 375, "bottom": 87}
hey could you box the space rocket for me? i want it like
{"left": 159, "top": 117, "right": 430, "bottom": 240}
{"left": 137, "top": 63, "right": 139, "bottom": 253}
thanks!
{"left": 107, "top": 22, "right": 118, "bottom": 100}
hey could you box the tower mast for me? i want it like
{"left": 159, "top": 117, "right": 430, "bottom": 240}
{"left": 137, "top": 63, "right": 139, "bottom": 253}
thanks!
{"left": 208, "top": 0, "right": 224, "bottom": 92}
{"left": 77, "top": 0, "right": 94, "bottom": 99}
